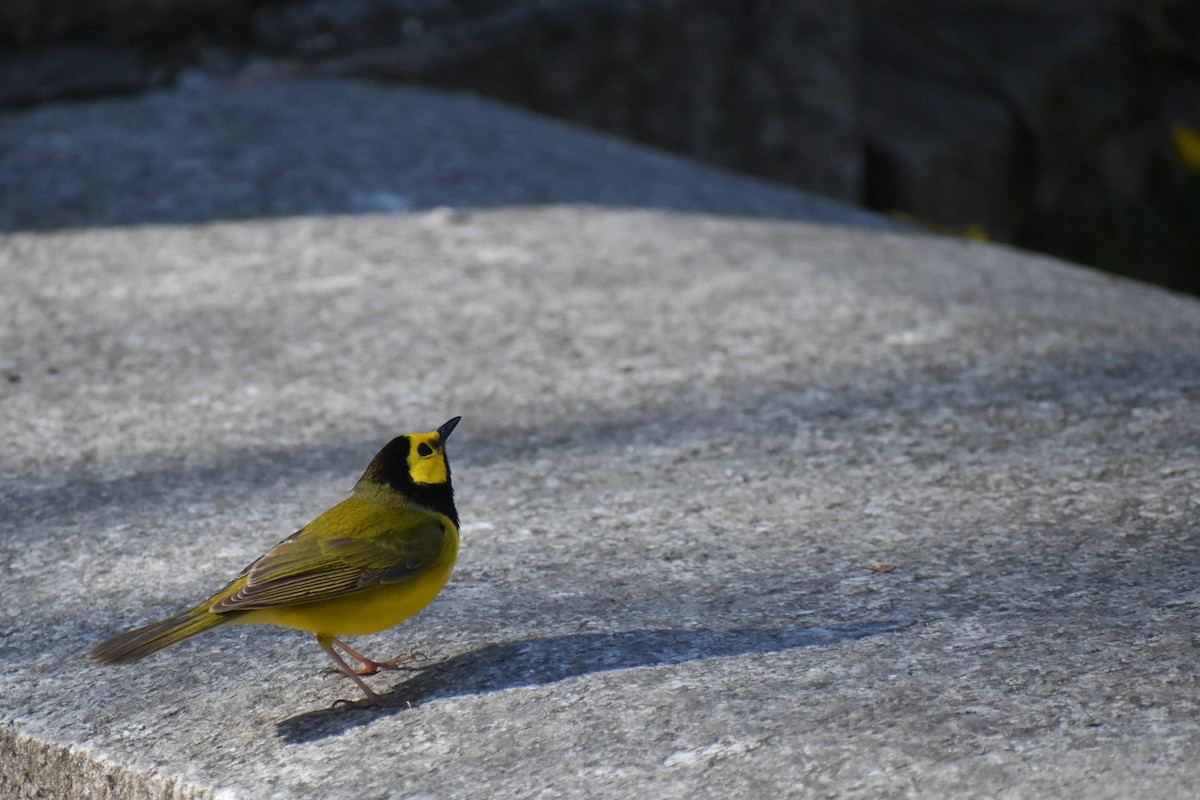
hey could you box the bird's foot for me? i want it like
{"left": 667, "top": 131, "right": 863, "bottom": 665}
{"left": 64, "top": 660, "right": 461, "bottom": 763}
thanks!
{"left": 329, "top": 695, "right": 414, "bottom": 711}
{"left": 371, "top": 650, "right": 429, "bottom": 672}
{"left": 324, "top": 649, "right": 427, "bottom": 678}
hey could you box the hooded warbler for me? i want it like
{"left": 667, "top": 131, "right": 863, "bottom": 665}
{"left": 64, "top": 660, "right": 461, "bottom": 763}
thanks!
{"left": 90, "top": 417, "right": 462, "bottom": 706}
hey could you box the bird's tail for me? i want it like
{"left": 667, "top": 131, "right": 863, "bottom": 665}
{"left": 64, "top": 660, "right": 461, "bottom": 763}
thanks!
{"left": 90, "top": 603, "right": 226, "bottom": 665}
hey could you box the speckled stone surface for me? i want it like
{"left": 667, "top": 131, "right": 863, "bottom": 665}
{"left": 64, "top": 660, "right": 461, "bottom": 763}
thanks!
{"left": 2, "top": 80, "right": 1199, "bottom": 799}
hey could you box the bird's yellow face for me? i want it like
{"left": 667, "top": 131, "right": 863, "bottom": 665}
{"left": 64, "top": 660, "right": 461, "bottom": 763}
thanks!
{"left": 406, "top": 432, "right": 449, "bottom": 485}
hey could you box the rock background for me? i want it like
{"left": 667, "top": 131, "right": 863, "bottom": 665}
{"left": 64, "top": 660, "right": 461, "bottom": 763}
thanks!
{"left": 3, "top": 79, "right": 1200, "bottom": 799}
{"left": 3, "top": 0, "right": 1199, "bottom": 294}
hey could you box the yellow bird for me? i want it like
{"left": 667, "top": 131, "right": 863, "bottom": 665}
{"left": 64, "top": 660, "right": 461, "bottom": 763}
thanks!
{"left": 90, "top": 417, "right": 463, "bottom": 706}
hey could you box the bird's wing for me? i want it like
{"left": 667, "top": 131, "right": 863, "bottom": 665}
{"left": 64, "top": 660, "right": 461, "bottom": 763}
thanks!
{"left": 210, "top": 504, "right": 447, "bottom": 612}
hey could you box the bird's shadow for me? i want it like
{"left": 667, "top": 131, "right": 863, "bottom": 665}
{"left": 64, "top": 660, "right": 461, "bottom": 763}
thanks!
{"left": 276, "top": 619, "right": 912, "bottom": 743}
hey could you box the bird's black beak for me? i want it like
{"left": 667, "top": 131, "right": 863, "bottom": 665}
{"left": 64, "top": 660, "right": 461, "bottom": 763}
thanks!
{"left": 437, "top": 416, "right": 462, "bottom": 443}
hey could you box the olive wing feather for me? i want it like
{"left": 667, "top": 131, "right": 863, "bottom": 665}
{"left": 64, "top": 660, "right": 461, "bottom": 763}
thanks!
{"left": 211, "top": 511, "right": 446, "bottom": 612}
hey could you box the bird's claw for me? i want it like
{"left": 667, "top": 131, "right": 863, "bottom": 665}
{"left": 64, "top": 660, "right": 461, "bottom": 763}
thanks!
{"left": 322, "top": 650, "right": 427, "bottom": 679}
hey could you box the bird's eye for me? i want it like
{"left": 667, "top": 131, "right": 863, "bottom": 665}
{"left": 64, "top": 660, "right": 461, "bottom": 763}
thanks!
{"left": 417, "top": 442, "right": 434, "bottom": 457}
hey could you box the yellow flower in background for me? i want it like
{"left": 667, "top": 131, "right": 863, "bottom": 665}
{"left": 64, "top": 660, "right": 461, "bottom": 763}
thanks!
{"left": 1173, "top": 123, "right": 1200, "bottom": 174}
{"left": 889, "top": 210, "right": 989, "bottom": 242}
{"left": 964, "top": 223, "right": 989, "bottom": 242}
